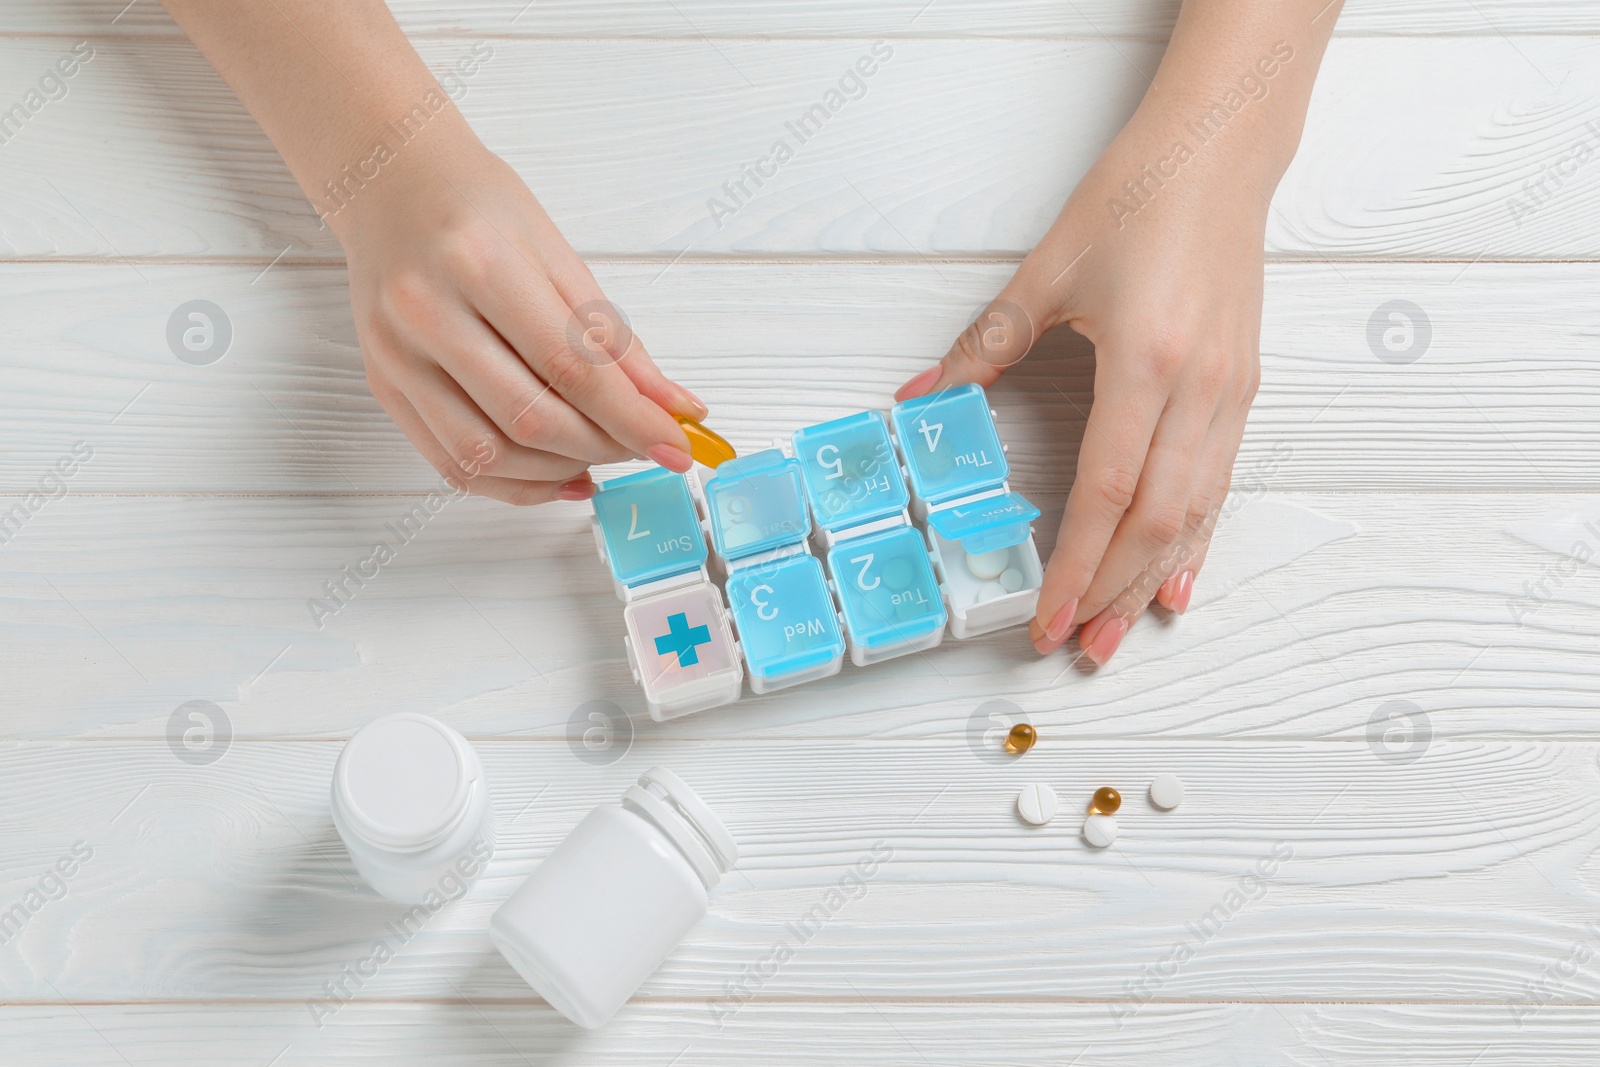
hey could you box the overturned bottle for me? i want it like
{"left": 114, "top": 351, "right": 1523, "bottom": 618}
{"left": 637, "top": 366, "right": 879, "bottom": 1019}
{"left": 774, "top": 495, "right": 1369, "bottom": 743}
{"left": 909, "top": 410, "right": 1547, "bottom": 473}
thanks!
{"left": 489, "top": 767, "right": 737, "bottom": 1029}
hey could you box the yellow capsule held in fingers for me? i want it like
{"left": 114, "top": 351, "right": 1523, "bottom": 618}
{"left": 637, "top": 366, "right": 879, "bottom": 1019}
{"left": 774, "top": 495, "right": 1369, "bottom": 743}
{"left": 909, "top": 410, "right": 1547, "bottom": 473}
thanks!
{"left": 675, "top": 416, "right": 737, "bottom": 469}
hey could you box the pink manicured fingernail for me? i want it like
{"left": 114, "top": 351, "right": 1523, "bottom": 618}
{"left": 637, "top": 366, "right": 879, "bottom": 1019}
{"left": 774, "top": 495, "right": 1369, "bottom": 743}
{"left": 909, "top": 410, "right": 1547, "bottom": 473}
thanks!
{"left": 674, "top": 385, "right": 709, "bottom": 419}
{"left": 895, "top": 367, "right": 941, "bottom": 402}
{"left": 1044, "top": 597, "right": 1079, "bottom": 643}
{"left": 1084, "top": 615, "right": 1129, "bottom": 665}
{"left": 646, "top": 444, "right": 694, "bottom": 473}
{"left": 1157, "top": 575, "right": 1177, "bottom": 607}
{"left": 1077, "top": 611, "right": 1108, "bottom": 652}
{"left": 1173, "top": 570, "right": 1195, "bottom": 614}
{"left": 556, "top": 478, "right": 596, "bottom": 501}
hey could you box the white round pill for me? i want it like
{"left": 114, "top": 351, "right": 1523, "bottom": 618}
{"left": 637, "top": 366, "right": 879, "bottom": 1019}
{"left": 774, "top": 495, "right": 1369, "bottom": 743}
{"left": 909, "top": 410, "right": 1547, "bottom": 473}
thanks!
{"left": 999, "top": 567, "right": 1024, "bottom": 592}
{"left": 1016, "top": 783, "right": 1057, "bottom": 825}
{"left": 1082, "top": 814, "right": 1118, "bottom": 848}
{"left": 965, "top": 548, "right": 1009, "bottom": 580}
{"left": 1149, "top": 774, "right": 1185, "bottom": 811}
{"left": 977, "top": 580, "right": 1008, "bottom": 603}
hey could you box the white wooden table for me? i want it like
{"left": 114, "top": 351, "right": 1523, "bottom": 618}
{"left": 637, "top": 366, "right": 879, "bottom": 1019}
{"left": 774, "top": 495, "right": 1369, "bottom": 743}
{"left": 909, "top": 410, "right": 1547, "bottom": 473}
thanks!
{"left": 4, "top": 2, "right": 1600, "bottom": 1062}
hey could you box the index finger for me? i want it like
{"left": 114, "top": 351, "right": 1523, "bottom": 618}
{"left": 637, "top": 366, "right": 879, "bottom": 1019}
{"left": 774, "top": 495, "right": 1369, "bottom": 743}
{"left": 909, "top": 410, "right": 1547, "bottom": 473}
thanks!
{"left": 1033, "top": 361, "right": 1163, "bottom": 648}
{"left": 477, "top": 276, "right": 693, "bottom": 472}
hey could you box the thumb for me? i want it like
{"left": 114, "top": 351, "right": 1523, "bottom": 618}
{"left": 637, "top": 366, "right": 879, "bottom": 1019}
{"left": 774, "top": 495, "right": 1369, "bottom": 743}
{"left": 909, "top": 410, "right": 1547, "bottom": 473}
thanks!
{"left": 895, "top": 272, "right": 1054, "bottom": 402}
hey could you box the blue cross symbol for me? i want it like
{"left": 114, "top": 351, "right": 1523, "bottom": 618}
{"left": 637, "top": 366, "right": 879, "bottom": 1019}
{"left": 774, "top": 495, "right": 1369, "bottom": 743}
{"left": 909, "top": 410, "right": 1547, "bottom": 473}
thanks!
{"left": 654, "top": 611, "right": 711, "bottom": 667}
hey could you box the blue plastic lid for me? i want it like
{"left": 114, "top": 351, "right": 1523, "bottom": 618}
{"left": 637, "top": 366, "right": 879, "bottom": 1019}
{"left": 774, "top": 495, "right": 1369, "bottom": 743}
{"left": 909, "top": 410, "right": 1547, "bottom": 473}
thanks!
{"left": 926, "top": 491, "right": 1040, "bottom": 554}
{"left": 827, "top": 525, "right": 946, "bottom": 651}
{"left": 703, "top": 449, "right": 811, "bottom": 561}
{"left": 890, "top": 383, "right": 1009, "bottom": 505}
{"left": 791, "top": 411, "right": 908, "bottom": 532}
{"left": 725, "top": 554, "right": 844, "bottom": 681}
{"left": 592, "top": 467, "right": 707, "bottom": 587}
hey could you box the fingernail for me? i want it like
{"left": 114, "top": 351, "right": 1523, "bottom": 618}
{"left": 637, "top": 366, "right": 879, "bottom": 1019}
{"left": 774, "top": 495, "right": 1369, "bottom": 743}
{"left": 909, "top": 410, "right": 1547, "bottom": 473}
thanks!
{"left": 646, "top": 443, "right": 694, "bottom": 473}
{"left": 1156, "top": 575, "right": 1176, "bottom": 608}
{"left": 1077, "top": 610, "right": 1108, "bottom": 652}
{"left": 673, "top": 385, "right": 709, "bottom": 420}
{"left": 1084, "top": 615, "right": 1129, "bottom": 665}
{"left": 1173, "top": 570, "right": 1195, "bottom": 614}
{"left": 895, "top": 367, "right": 941, "bottom": 402}
{"left": 556, "top": 478, "right": 596, "bottom": 501}
{"left": 1044, "top": 597, "right": 1079, "bottom": 643}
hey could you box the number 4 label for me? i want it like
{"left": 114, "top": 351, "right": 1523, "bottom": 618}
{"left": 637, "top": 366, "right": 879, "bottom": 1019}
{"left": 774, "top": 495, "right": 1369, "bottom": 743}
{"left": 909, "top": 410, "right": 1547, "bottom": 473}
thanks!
{"left": 917, "top": 419, "right": 943, "bottom": 453}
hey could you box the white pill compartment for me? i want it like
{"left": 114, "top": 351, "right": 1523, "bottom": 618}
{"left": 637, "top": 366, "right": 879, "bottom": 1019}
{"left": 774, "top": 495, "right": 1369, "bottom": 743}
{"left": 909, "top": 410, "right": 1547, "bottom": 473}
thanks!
{"left": 925, "top": 528, "right": 1043, "bottom": 639}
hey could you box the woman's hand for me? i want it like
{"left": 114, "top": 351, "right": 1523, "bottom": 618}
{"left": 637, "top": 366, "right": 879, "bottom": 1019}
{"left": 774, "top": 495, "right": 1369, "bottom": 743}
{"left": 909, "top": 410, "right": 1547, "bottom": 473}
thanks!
{"left": 333, "top": 123, "right": 704, "bottom": 504}
{"left": 896, "top": 114, "right": 1270, "bottom": 664}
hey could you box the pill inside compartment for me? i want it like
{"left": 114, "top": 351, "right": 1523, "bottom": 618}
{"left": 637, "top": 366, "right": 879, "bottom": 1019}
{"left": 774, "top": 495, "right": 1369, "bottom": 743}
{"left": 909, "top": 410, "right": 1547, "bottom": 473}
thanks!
{"left": 925, "top": 528, "right": 1043, "bottom": 638}
{"left": 826, "top": 524, "right": 947, "bottom": 667}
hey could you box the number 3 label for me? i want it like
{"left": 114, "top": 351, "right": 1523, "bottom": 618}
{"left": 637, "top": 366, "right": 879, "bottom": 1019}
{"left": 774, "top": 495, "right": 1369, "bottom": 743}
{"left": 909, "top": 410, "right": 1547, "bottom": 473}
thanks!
{"left": 750, "top": 584, "right": 778, "bottom": 620}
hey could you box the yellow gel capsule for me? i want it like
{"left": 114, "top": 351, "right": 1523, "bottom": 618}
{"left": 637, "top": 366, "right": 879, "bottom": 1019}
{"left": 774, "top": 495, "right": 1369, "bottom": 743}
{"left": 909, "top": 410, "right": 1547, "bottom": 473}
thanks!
{"left": 1004, "top": 722, "right": 1037, "bottom": 755}
{"left": 1090, "top": 786, "right": 1122, "bottom": 815}
{"left": 675, "top": 416, "right": 737, "bottom": 469}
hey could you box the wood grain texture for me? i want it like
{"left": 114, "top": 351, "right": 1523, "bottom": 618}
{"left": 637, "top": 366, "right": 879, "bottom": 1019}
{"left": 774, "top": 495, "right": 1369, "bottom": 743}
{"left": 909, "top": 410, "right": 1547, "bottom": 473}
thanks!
{"left": 2, "top": 38, "right": 1599, "bottom": 259}
{"left": 2, "top": 261, "right": 1598, "bottom": 494}
{"left": 1, "top": 491, "right": 1598, "bottom": 741}
{"left": 3, "top": 2, "right": 1598, "bottom": 1059}
{"left": 4, "top": 1002, "right": 1599, "bottom": 1066}
{"left": 2, "top": 738, "right": 1598, "bottom": 1003}
{"left": 9, "top": 0, "right": 1600, "bottom": 37}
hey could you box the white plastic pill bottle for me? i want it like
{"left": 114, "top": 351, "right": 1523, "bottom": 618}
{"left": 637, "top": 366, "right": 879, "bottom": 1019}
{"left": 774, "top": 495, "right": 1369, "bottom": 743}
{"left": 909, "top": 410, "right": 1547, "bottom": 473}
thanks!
{"left": 331, "top": 712, "right": 495, "bottom": 905}
{"left": 490, "top": 766, "right": 737, "bottom": 1029}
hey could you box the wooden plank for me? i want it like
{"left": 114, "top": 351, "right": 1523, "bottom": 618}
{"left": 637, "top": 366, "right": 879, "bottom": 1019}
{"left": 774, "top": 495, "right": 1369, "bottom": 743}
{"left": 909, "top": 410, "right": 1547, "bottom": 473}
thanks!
{"left": 2, "top": 38, "right": 1598, "bottom": 259}
{"left": 1, "top": 261, "right": 1596, "bottom": 494}
{"left": 1, "top": 490, "right": 1598, "bottom": 741}
{"left": 3, "top": 1002, "right": 1598, "bottom": 1065}
{"left": 1, "top": 738, "right": 1598, "bottom": 1003}
{"left": 6, "top": 0, "right": 1600, "bottom": 38}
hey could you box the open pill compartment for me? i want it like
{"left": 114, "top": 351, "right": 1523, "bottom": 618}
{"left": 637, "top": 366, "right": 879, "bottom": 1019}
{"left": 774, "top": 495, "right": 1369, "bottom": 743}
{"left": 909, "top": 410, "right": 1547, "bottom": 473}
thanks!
{"left": 592, "top": 468, "right": 742, "bottom": 720}
{"left": 588, "top": 386, "right": 1041, "bottom": 713}
{"left": 702, "top": 450, "right": 845, "bottom": 693}
{"left": 890, "top": 384, "right": 1043, "bottom": 638}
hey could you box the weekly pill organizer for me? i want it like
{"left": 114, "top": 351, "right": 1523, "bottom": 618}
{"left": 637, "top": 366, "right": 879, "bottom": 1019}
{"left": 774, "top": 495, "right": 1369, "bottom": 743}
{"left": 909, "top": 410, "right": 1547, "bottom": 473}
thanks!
{"left": 590, "top": 384, "right": 1044, "bottom": 719}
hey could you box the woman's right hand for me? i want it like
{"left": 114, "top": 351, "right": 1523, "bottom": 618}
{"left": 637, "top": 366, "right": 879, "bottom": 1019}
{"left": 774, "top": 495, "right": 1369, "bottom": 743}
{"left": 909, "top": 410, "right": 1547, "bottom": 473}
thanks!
{"left": 332, "top": 122, "right": 705, "bottom": 504}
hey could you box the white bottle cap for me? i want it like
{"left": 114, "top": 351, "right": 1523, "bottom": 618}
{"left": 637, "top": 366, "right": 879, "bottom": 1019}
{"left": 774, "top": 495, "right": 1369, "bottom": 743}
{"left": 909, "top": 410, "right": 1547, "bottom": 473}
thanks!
{"left": 334, "top": 713, "right": 477, "bottom": 852}
{"left": 621, "top": 766, "right": 738, "bottom": 889}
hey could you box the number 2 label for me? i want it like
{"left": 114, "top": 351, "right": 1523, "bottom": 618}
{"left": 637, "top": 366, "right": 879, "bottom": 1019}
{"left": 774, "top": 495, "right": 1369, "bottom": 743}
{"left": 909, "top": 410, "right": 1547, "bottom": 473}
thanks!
{"left": 850, "top": 553, "right": 880, "bottom": 591}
